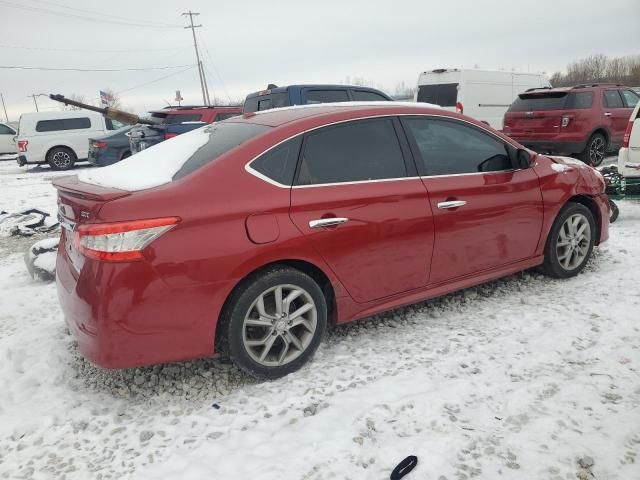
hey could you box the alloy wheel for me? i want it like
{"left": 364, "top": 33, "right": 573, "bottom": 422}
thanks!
{"left": 589, "top": 136, "right": 605, "bottom": 165}
{"left": 52, "top": 151, "right": 71, "bottom": 169}
{"left": 242, "top": 284, "right": 317, "bottom": 367}
{"left": 556, "top": 213, "right": 591, "bottom": 270}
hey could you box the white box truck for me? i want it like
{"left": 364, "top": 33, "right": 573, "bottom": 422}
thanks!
{"left": 414, "top": 69, "right": 551, "bottom": 130}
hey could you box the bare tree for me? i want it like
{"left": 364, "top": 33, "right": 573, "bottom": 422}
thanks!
{"left": 550, "top": 54, "right": 640, "bottom": 87}
{"left": 101, "top": 89, "right": 121, "bottom": 109}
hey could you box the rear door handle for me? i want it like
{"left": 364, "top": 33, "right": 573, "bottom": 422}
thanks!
{"left": 309, "top": 217, "right": 349, "bottom": 228}
{"left": 437, "top": 200, "right": 467, "bottom": 210}
{"left": 604, "top": 112, "right": 612, "bottom": 117}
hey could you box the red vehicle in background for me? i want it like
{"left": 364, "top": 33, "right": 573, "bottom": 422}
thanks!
{"left": 129, "top": 105, "right": 242, "bottom": 154}
{"left": 503, "top": 84, "right": 639, "bottom": 166}
{"left": 55, "top": 103, "right": 609, "bottom": 379}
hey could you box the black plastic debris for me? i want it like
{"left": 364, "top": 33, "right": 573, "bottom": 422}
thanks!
{"left": 390, "top": 455, "right": 418, "bottom": 480}
{"left": 0, "top": 208, "right": 60, "bottom": 237}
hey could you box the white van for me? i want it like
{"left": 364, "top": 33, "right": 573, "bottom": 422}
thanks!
{"left": 414, "top": 69, "right": 551, "bottom": 130}
{"left": 16, "top": 111, "right": 124, "bottom": 170}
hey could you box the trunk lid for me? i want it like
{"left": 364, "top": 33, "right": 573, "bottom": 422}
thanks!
{"left": 503, "top": 91, "right": 569, "bottom": 138}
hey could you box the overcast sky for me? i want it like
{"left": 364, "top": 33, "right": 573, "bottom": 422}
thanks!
{"left": 1, "top": 0, "right": 639, "bottom": 120}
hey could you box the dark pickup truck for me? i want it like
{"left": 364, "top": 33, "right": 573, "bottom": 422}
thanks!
{"left": 243, "top": 84, "right": 393, "bottom": 112}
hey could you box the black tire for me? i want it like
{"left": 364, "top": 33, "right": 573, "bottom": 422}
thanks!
{"left": 541, "top": 202, "right": 596, "bottom": 279}
{"left": 47, "top": 147, "right": 77, "bottom": 170}
{"left": 218, "top": 266, "right": 327, "bottom": 380}
{"left": 121, "top": 150, "right": 131, "bottom": 160}
{"left": 608, "top": 198, "right": 619, "bottom": 223}
{"left": 578, "top": 133, "right": 607, "bottom": 166}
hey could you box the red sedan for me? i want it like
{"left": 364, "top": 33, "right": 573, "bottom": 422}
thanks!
{"left": 54, "top": 103, "right": 609, "bottom": 379}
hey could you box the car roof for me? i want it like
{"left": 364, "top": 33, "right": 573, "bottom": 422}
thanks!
{"left": 245, "top": 84, "right": 387, "bottom": 99}
{"left": 228, "top": 101, "right": 447, "bottom": 128}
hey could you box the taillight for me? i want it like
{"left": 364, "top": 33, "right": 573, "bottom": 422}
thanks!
{"left": 456, "top": 102, "right": 463, "bottom": 114}
{"left": 93, "top": 140, "right": 108, "bottom": 149}
{"left": 623, "top": 121, "right": 634, "bottom": 148}
{"left": 17, "top": 140, "right": 28, "bottom": 152}
{"left": 561, "top": 116, "right": 571, "bottom": 128}
{"left": 164, "top": 132, "right": 178, "bottom": 140}
{"left": 74, "top": 217, "right": 180, "bottom": 262}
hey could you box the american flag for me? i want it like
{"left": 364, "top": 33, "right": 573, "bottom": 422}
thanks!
{"left": 100, "top": 90, "right": 113, "bottom": 106}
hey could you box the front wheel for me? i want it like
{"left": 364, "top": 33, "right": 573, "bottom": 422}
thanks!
{"left": 541, "top": 202, "right": 596, "bottom": 278}
{"left": 219, "top": 266, "right": 327, "bottom": 379}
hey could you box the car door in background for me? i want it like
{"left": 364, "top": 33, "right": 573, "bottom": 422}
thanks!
{"left": 603, "top": 89, "right": 633, "bottom": 148}
{"left": 401, "top": 116, "right": 544, "bottom": 284}
{"left": 0, "top": 123, "right": 17, "bottom": 154}
{"left": 289, "top": 117, "right": 435, "bottom": 303}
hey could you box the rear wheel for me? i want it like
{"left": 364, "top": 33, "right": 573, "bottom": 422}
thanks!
{"left": 541, "top": 202, "right": 596, "bottom": 278}
{"left": 578, "top": 133, "right": 606, "bottom": 166}
{"left": 47, "top": 147, "right": 76, "bottom": 170}
{"left": 219, "top": 266, "right": 327, "bottom": 379}
{"left": 608, "top": 198, "right": 619, "bottom": 223}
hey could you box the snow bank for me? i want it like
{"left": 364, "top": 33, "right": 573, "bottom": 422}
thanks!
{"left": 77, "top": 126, "right": 212, "bottom": 191}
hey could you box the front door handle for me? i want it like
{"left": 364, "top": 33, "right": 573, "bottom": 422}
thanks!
{"left": 309, "top": 217, "right": 349, "bottom": 228}
{"left": 437, "top": 200, "right": 467, "bottom": 210}
{"left": 604, "top": 112, "right": 612, "bottom": 117}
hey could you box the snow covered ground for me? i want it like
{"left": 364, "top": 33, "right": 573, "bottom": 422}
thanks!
{"left": 0, "top": 160, "right": 639, "bottom": 480}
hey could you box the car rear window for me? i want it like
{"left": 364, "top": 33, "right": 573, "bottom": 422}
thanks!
{"left": 35, "top": 117, "right": 91, "bottom": 132}
{"left": 173, "top": 122, "right": 270, "bottom": 180}
{"left": 508, "top": 92, "right": 569, "bottom": 112}
{"left": 162, "top": 113, "right": 202, "bottom": 123}
{"left": 243, "top": 93, "right": 289, "bottom": 113}
{"left": 416, "top": 83, "right": 458, "bottom": 107}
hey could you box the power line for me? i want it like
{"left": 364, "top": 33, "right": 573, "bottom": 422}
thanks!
{"left": 0, "top": 0, "right": 183, "bottom": 28}
{"left": 27, "top": 0, "right": 180, "bottom": 27}
{"left": 0, "top": 64, "right": 195, "bottom": 72}
{"left": 197, "top": 31, "right": 232, "bottom": 103}
{"left": 116, "top": 66, "right": 196, "bottom": 94}
{"left": 0, "top": 43, "right": 191, "bottom": 53}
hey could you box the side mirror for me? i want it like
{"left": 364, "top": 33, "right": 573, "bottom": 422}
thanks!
{"left": 517, "top": 149, "right": 531, "bottom": 169}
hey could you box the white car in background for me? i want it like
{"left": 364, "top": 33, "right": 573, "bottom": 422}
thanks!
{"left": 0, "top": 122, "right": 17, "bottom": 155}
{"left": 414, "top": 68, "right": 550, "bottom": 130}
{"left": 618, "top": 100, "right": 640, "bottom": 181}
{"left": 16, "top": 111, "right": 124, "bottom": 170}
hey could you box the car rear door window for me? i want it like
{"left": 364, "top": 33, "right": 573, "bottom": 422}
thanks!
{"left": 416, "top": 84, "right": 458, "bottom": 106}
{"left": 35, "top": 117, "right": 91, "bottom": 132}
{"left": 0, "top": 124, "right": 14, "bottom": 134}
{"left": 621, "top": 90, "right": 639, "bottom": 108}
{"left": 251, "top": 136, "right": 302, "bottom": 186}
{"left": 566, "top": 92, "right": 593, "bottom": 109}
{"left": 603, "top": 90, "right": 624, "bottom": 108}
{"left": 403, "top": 117, "right": 512, "bottom": 176}
{"left": 304, "top": 90, "right": 349, "bottom": 104}
{"left": 296, "top": 118, "right": 406, "bottom": 185}
{"left": 352, "top": 90, "right": 388, "bottom": 101}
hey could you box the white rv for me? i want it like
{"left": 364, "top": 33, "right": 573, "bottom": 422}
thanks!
{"left": 414, "top": 69, "right": 551, "bottom": 129}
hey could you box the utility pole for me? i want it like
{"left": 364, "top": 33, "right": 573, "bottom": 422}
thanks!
{"left": 29, "top": 94, "right": 39, "bottom": 112}
{"left": 0, "top": 93, "right": 8, "bottom": 122}
{"left": 182, "top": 11, "right": 210, "bottom": 106}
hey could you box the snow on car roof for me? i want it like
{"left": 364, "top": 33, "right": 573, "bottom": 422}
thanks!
{"left": 78, "top": 125, "right": 211, "bottom": 191}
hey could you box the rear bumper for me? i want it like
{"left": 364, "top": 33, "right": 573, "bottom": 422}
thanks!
{"left": 515, "top": 139, "right": 587, "bottom": 155}
{"left": 56, "top": 232, "right": 224, "bottom": 368}
{"left": 618, "top": 147, "right": 640, "bottom": 179}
